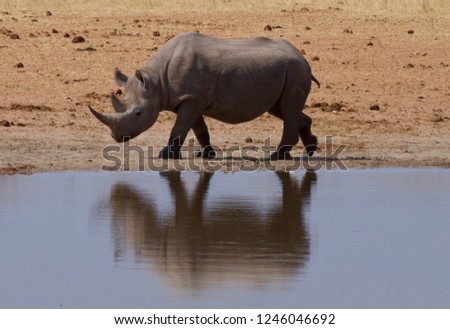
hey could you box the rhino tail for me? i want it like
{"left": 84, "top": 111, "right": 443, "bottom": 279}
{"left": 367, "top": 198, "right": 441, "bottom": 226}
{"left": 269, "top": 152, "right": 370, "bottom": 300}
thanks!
{"left": 311, "top": 75, "right": 320, "bottom": 88}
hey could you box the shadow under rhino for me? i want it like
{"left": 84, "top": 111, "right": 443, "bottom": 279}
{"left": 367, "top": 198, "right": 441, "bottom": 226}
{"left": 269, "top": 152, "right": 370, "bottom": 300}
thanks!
{"left": 101, "top": 171, "right": 317, "bottom": 290}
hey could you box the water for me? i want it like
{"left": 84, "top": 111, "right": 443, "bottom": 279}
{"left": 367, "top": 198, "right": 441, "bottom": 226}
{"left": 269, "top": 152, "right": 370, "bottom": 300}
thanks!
{"left": 0, "top": 169, "right": 449, "bottom": 309}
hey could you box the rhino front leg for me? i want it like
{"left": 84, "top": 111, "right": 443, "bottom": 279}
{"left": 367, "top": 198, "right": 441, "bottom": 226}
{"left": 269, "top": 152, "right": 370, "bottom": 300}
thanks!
{"left": 192, "top": 116, "right": 216, "bottom": 159}
{"left": 159, "top": 101, "right": 203, "bottom": 159}
{"left": 159, "top": 140, "right": 183, "bottom": 159}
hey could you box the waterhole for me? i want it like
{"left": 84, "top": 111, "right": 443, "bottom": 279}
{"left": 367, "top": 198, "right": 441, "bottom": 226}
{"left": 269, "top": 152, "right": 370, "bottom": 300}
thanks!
{"left": 0, "top": 169, "right": 449, "bottom": 308}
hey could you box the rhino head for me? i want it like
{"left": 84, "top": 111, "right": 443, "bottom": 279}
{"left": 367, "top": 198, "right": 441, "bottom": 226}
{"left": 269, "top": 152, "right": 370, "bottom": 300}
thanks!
{"left": 89, "top": 68, "right": 160, "bottom": 142}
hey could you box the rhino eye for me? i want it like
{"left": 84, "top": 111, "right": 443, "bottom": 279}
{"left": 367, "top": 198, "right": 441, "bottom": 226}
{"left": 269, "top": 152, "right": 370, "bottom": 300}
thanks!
{"left": 135, "top": 109, "right": 142, "bottom": 116}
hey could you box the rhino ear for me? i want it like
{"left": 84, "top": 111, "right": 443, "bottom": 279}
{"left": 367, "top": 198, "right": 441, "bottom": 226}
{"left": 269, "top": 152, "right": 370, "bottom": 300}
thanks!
{"left": 114, "top": 67, "right": 128, "bottom": 87}
{"left": 135, "top": 70, "right": 149, "bottom": 89}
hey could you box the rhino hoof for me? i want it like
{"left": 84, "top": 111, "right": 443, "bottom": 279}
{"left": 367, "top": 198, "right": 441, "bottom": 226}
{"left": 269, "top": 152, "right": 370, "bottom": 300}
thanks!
{"left": 270, "top": 151, "right": 292, "bottom": 161}
{"left": 305, "top": 135, "right": 318, "bottom": 156}
{"left": 159, "top": 146, "right": 182, "bottom": 159}
{"left": 306, "top": 145, "right": 317, "bottom": 156}
{"left": 195, "top": 146, "right": 216, "bottom": 159}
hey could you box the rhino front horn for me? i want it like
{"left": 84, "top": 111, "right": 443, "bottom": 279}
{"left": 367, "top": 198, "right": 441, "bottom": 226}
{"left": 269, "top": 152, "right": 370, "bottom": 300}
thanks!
{"left": 89, "top": 106, "right": 117, "bottom": 128}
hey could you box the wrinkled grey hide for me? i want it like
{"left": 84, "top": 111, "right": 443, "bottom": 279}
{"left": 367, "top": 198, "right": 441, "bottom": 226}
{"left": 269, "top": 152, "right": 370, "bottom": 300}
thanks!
{"left": 89, "top": 32, "right": 320, "bottom": 159}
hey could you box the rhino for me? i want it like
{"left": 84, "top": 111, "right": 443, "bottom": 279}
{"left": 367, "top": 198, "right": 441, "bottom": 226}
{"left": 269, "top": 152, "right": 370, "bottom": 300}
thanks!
{"left": 104, "top": 171, "right": 316, "bottom": 289}
{"left": 89, "top": 32, "right": 320, "bottom": 160}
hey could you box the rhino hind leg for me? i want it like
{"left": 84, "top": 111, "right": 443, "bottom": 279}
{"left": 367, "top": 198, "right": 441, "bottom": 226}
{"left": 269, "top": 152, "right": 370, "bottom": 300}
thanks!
{"left": 269, "top": 110, "right": 299, "bottom": 160}
{"left": 268, "top": 113, "right": 317, "bottom": 160}
{"left": 268, "top": 106, "right": 300, "bottom": 160}
{"left": 270, "top": 146, "right": 294, "bottom": 161}
{"left": 268, "top": 108, "right": 317, "bottom": 159}
{"left": 192, "top": 116, "right": 216, "bottom": 159}
{"left": 299, "top": 112, "right": 318, "bottom": 156}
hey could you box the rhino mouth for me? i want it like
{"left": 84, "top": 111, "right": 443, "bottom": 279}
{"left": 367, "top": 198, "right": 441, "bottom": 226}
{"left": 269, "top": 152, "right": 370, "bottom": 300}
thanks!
{"left": 112, "top": 133, "right": 131, "bottom": 143}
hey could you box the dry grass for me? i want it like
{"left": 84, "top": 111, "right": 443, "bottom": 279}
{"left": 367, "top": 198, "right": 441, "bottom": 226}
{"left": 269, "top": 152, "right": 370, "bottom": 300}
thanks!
{"left": 2, "top": 0, "right": 449, "bottom": 14}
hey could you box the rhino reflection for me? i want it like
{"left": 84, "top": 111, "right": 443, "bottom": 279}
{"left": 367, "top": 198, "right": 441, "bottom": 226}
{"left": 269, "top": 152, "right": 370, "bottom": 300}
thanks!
{"left": 107, "top": 172, "right": 316, "bottom": 290}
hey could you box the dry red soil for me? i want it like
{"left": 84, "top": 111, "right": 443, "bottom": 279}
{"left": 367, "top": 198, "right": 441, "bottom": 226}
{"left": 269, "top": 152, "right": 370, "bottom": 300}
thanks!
{"left": 1, "top": 6, "right": 449, "bottom": 174}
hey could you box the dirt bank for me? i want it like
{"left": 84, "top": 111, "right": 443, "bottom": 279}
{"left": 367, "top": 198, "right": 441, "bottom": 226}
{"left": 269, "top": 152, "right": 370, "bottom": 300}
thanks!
{"left": 1, "top": 4, "right": 449, "bottom": 174}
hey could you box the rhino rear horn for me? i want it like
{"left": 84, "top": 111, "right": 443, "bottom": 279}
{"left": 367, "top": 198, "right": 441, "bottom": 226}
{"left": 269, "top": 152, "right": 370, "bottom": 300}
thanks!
{"left": 111, "top": 93, "right": 126, "bottom": 113}
{"left": 89, "top": 106, "right": 117, "bottom": 128}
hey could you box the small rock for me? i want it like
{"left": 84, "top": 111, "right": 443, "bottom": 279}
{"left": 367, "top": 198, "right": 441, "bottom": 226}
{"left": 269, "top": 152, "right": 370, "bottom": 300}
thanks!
{"left": 330, "top": 102, "right": 344, "bottom": 112}
{"left": 71, "top": 35, "right": 85, "bottom": 43}
{"left": 0, "top": 27, "right": 12, "bottom": 35}
{"left": 77, "top": 47, "right": 96, "bottom": 51}
{"left": 245, "top": 137, "right": 253, "bottom": 143}
{"left": 29, "top": 33, "right": 36, "bottom": 37}
{"left": 9, "top": 33, "right": 19, "bottom": 40}
{"left": 370, "top": 104, "right": 380, "bottom": 111}
{"left": 367, "top": 42, "right": 374, "bottom": 46}
{"left": 52, "top": 28, "right": 58, "bottom": 34}
{"left": 305, "top": 26, "right": 312, "bottom": 30}
{"left": 312, "top": 56, "right": 320, "bottom": 61}
{"left": 311, "top": 102, "right": 328, "bottom": 108}
{"left": 64, "top": 33, "right": 70, "bottom": 38}
{"left": 303, "top": 40, "right": 311, "bottom": 44}
{"left": 343, "top": 28, "right": 353, "bottom": 34}
{"left": 407, "top": 30, "right": 414, "bottom": 34}
{"left": 115, "top": 89, "right": 123, "bottom": 95}
{"left": 14, "top": 62, "right": 24, "bottom": 68}
{"left": 320, "top": 102, "right": 345, "bottom": 113}
{"left": 46, "top": 11, "right": 52, "bottom": 16}
{"left": 153, "top": 30, "right": 160, "bottom": 36}
{"left": 405, "top": 63, "right": 415, "bottom": 68}
{"left": 264, "top": 24, "right": 272, "bottom": 31}
{"left": 431, "top": 115, "right": 444, "bottom": 123}
{"left": 0, "top": 120, "right": 11, "bottom": 127}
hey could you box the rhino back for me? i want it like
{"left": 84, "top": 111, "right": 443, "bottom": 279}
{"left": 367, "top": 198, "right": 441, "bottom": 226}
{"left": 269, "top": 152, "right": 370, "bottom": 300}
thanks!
{"left": 144, "top": 33, "right": 311, "bottom": 122}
